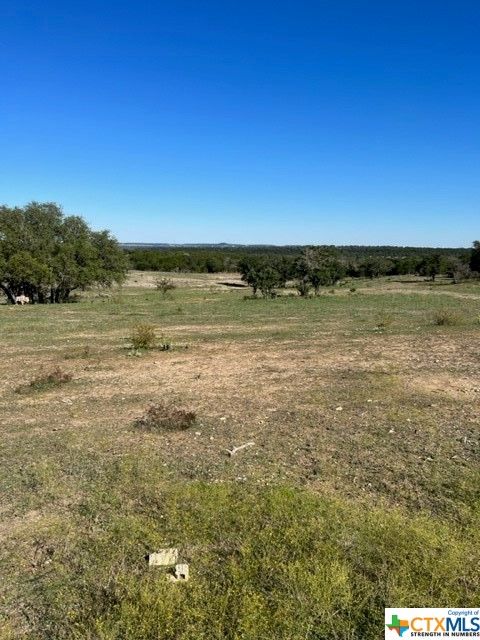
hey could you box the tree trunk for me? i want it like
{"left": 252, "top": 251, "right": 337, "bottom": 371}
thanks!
{"left": 0, "top": 283, "right": 16, "bottom": 304}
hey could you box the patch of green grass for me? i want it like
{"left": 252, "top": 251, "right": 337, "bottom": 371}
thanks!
{"left": 7, "top": 463, "right": 479, "bottom": 640}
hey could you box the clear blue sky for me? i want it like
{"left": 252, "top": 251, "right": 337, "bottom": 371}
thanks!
{"left": 1, "top": 1, "right": 479, "bottom": 246}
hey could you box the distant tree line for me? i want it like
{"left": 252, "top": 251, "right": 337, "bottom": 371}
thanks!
{"left": 237, "top": 245, "right": 479, "bottom": 297}
{"left": 127, "top": 243, "right": 479, "bottom": 295}
{"left": 0, "top": 202, "right": 128, "bottom": 303}
{"left": 127, "top": 248, "right": 238, "bottom": 273}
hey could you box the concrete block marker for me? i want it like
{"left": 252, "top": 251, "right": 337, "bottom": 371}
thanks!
{"left": 168, "top": 563, "right": 190, "bottom": 582}
{"left": 148, "top": 548, "right": 179, "bottom": 567}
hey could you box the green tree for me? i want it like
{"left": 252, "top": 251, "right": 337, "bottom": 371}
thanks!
{"left": 418, "top": 253, "right": 444, "bottom": 281}
{"left": 0, "top": 202, "right": 128, "bottom": 303}
{"left": 295, "top": 246, "right": 346, "bottom": 294}
{"left": 470, "top": 240, "right": 480, "bottom": 274}
{"left": 445, "top": 256, "right": 471, "bottom": 283}
{"left": 359, "top": 256, "right": 392, "bottom": 279}
{"left": 239, "top": 257, "right": 283, "bottom": 298}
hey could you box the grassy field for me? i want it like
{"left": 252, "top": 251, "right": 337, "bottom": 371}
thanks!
{"left": 1, "top": 273, "right": 479, "bottom": 639}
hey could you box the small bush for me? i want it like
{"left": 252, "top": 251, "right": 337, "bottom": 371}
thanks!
{"left": 349, "top": 287, "right": 357, "bottom": 293}
{"left": 135, "top": 402, "right": 196, "bottom": 431}
{"left": 17, "top": 366, "right": 73, "bottom": 393}
{"left": 129, "top": 324, "right": 157, "bottom": 350}
{"left": 432, "top": 310, "right": 462, "bottom": 326}
{"left": 155, "top": 277, "right": 176, "bottom": 295}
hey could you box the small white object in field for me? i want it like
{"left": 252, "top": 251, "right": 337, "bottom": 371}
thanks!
{"left": 168, "top": 563, "right": 189, "bottom": 582}
{"left": 15, "top": 294, "right": 30, "bottom": 305}
{"left": 335, "top": 406, "right": 343, "bottom": 411}
{"left": 226, "top": 442, "right": 255, "bottom": 457}
{"left": 148, "top": 548, "right": 178, "bottom": 567}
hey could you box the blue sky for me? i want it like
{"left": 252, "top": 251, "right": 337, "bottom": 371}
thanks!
{"left": 1, "top": 1, "right": 479, "bottom": 245}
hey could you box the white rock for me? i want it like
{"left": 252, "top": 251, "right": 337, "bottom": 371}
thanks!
{"left": 149, "top": 548, "right": 178, "bottom": 567}
{"left": 169, "top": 563, "right": 189, "bottom": 582}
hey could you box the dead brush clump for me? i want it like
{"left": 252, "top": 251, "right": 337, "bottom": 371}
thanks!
{"left": 17, "top": 366, "right": 73, "bottom": 393}
{"left": 135, "top": 402, "right": 197, "bottom": 432}
{"left": 155, "top": 277, "right": 176, "bottom": 295}
{"left": 432, "top": 309, "right": 463, "bottom": 326}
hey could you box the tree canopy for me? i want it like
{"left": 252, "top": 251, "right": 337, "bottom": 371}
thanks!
{"left": 470, "top": 240, "right": 480, "bottom": 274}
{"left": 0, "top": 202, "right": 128, "bottom": 303}
{"left": 294, "top": 246, "right": 346, "bottom": 294}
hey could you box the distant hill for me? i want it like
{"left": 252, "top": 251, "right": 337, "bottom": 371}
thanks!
{"left": 122, "top": 242, "right": 467, "bottom": 251}
{"left": 121, "top": 242, "right": 299, "bottom": 249}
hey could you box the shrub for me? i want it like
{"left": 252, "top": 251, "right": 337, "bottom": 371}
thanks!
{"left": 432, "top": 310, "right": 462, "bottom": 326}
{"left": 349, "top": 287, "right": 357, "bottom": 293}
{"left": 135, "top": 402, "right": 196, "bottom": 431}
{"left": 129, "top": 324, "right": 157, "bottom": 350}
{"left": 155, "top": 277, "right": 176, "bottom": 295}
{"left": 17, "top": 366, "right": 73, "bottom": 393}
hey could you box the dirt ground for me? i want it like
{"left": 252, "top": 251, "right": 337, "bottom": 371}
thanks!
{"left": 1, "top": 274, "right": 479, "bottom": 520}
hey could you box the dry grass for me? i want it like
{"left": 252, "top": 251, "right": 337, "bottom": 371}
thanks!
{"left": 432, "top": 308, "right": 463, "bottom": 326}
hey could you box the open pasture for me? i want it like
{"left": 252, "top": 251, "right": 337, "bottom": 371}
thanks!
{"left": 1, "top": 274, "right": 479, "bottom": 639}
